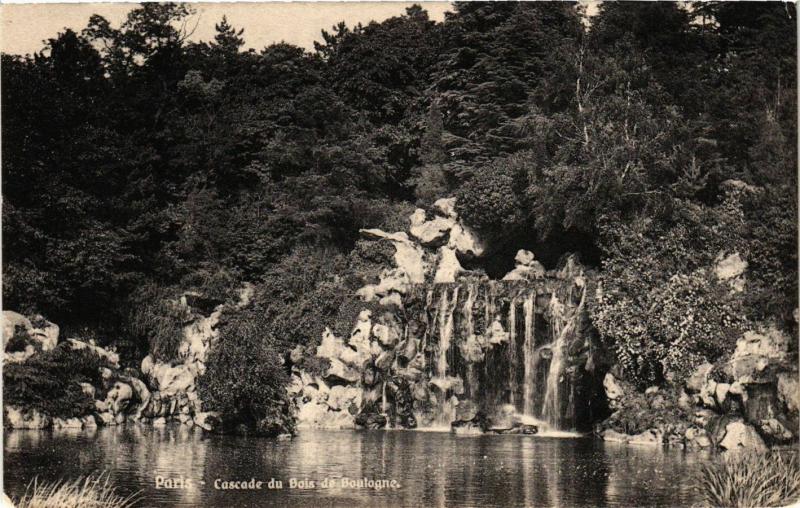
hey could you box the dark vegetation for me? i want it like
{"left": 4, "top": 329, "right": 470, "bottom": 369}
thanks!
{"left": 2, "top": 2, "right": 796, "bottom": 419}
{"left": 3, "top": 342, "right": 112, "bottom": 417}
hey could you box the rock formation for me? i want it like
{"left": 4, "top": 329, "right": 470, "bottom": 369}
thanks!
{"left": 289, "top": 198, "right": 602, "bottom": 433}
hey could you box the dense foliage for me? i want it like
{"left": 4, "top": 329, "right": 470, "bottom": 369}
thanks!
{"left": 197, "top": 308, "right": 295, "bottom": 435}
{"left": 3, "top": 342, "right": 112, "bottom": 417}
{"left": 2, "top": 2, "right": 797, "bottom": 400}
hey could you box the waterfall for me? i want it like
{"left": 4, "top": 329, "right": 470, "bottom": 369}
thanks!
{"left": 395, "top": 276, "right": 590, "bottom": 432}
{"left": 436, "top": 288, "right": 451, "bottom": 377}
{"left": 507, "top": 298, "right": 517, "bottom": 407}
{"left": 434, "top": 286, "right": 459, "bottom": 426}
{"left": 522, "top": 291, "right": 536, "bottom": 416}
{"left": 542, "top": 286, "right": 586, "bottom": 428}
{"left": 463, "top": 284, "right": 477, "bottom": 398}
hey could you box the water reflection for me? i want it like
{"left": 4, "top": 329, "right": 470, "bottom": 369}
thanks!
{"left": 4, "top": 427, "right": 704, "bottom": 507}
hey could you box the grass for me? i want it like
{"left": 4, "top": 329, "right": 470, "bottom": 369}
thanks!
{"left": 14, "top": 473, "right": 139, "bottom": 508}
{"left": 697, "top": 450, "right": 800, "bottom": 507}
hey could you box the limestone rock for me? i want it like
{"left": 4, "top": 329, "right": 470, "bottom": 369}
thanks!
{"left": 719, "top": 421, "right": 767, "bottom": 453}
{"left": 358, "top": 229, "right": 426, "bottom": 284}
{"left": 4, "top": 407, "right": 50, "bottom": 429}
{"left": 194, "top": 412, "right": 221, "bottom": 431}
{"left": 503, "top": 250, "right": 546, "bottom": 281}
{"left": 486, "top": 318, "right": 509, "bottom": 345}
{"left": 686, "top": 363, "right": 713, "bottom": 393}
{"left": 715, "top": 383, "right": 731, "bottom": 407}
{"left": 149, "top": 363, "right": 196, "bottom": 395}
{"left": 409, "top": 208, "right": 426, "bottom": 227}
{"left": 2, "top": 311, "right": 33, "bottom": 349}
{"left": 758, "top": 418, "right": 794, "bottom": 443}
{"left": 603, "top": 373, "right": 624, "bottom": 402}
{"left": 628, "top": 428, "right": 663, "bottom": 446}
{"left": 372, "top": 322, "right": 400, "bottom": 348}
{"left": 29, "top": 317, "right": 59, "bottom": 351}
{"left": 433, "top": 197, "right": 458, "bottom": 219}
{"left": 459, "top": 334, "right": 484, "bottom": 363}
{"left": 685, "top": 427, "right": 712, "bottom": 448}
{"left": 106, "top": 382, "right": 134, "bottom": 414}
{"left": 430, "top": 376, "right": 464, "bottom": 395}
{"left": 729, "top": 327, "right": 790, "bottom": 383}
{"left": 53, "top": 417, "right": 83, "bottom": 429}
{"left": 79, "top": 382, "right": 96, "bottom": 398}
{"left": 715, "top": 252, "right": 747, "bottom": 292}
{"left": 777, "top": 372, "right": 799, "bottom": 414}
{"left": 447, "top": 223, "right": 484, "bottom": 259}
{"left": 601, "top": 429, "right": 630, "bottom": 443}
{"left": 325, "top": 358, "right": 361, "bottom": 383}
{"left": 96, "top": 412, "right": 114, "bottom": 426}
{"left": 410, "top": 216, "right": 454, "bottom": 247}
{"left": 434, "top": 247, "right": 464, "bottom": 283}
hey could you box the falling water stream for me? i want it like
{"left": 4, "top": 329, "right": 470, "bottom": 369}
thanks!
{"left": 415, "top": 279, "right": 588, "bottom": 432}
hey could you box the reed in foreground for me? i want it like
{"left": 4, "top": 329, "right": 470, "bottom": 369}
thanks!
{"left": 14, "top": 472, "right": 139, "bottom": 508}
{"left": 697, "top": 450, "right": 800, "bottom": 507}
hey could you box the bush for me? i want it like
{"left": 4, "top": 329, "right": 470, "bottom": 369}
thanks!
{"left": 197, "top": 308, "right": 295, "bottom": 436}
{"left": 697, "top": 451, "right": 800, "bottom": 508}
{"left": 593, "top": 198, "right": 749, "bottom": 388}
{"left": 125, "top": 284, "right": 188, "bottom": 363}
{"left": 3, "top": 343, "right": 112, "bottom": 418}
{"left": 455, "top": 154, "right": 530, "bottom": 235}
{"left": 15, "top": 472, "right": 138, "bottom": 508}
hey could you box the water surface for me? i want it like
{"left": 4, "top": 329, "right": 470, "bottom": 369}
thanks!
{"left": 4, "top": 426, "right": 705, "bottom": 507}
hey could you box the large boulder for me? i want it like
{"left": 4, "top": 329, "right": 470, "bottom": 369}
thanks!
{"left": 447, "top": 223, "right": 484, "bottom": 259}
{"left": 409, "top": 214, "right": 454, "bottom": 247}
{"left": 434, "top": 247, "right": 464, "bottom": 283}
{"left": 105, "top": 381, "right": 134, "bottom": 414}
{"left": 728, "top": 327, "right": 791, "bottom": 383}
{"left": 193, "top": 411, "right": 222, "bottom": 431}
{"left": 719, "top": 421, "right": 767, "bottom": 453}
{"left": 777, "top": 372, "right": 799, "bottom": 414}
{"left": 358, "top": 229, "right": 427, "bottom": 284}
{"left": 603, "top": 373, "right": 624, "bottom": 406}
{"left": 147, "top": 363, "right": 196, "bottom": 395}
{"left": 2, "top": 311, "right": 33, "bottom": 349}
{"left": 28, "top": 316, "right": 59, "bottom": 351}
{"left": 502, "top": 250, "right": 546, "bottom": 281}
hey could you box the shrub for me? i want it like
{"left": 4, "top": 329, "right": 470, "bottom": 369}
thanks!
{"left": 697, "top": 451, "right": 800, "bottom": 508}
{"left": 15, "top": 472, "right": 139, "bottom": 508}
{"left": 3, "top": 343, "right": 112, "bottom": 418}
{"left": 593, "top": 198, "right": 749, "bottom": 388}
{"left": 455, "top": 154, "right": 530, "bottom": 235}
{"left": 125, "top": 283, "right": 188, "bottom": 363}
{"left": 197, "top": 308, "right": 295, "bottom": 436}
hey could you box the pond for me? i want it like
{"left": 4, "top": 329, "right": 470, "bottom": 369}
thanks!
{"left": 4, "top": 426, "right": 706, "bottom": 507}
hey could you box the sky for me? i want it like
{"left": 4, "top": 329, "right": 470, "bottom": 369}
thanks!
{"left": 1, "top": 2, "right": 455, "bottom": 56}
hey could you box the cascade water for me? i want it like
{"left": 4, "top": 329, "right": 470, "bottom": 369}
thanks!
{"left": 507, "top": 298, "right": 517, "bottom": 407}
{"left": 407, "top": 278, "right": 587, "bottom": 432}
{"left": 522, "top": 292, "right": 536, "bottom": 416}
{"left": 542, "top": 285, "right": 585, "bottom": 428}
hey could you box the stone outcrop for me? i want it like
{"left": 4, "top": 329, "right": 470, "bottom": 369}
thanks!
{"left": 1, "top": 285, "right": 265, "bottom": 435}
{"left": 597, "top": 251, "right": 798, "bottom": 452}
{"left": 502, "top": 250, "right": 546, "bottom": 281}
{"left": 3, "top": 311, "right": 60, "bottom": 363}
{"left": 292, "top": 197, "right": 599, "bottom": 433}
